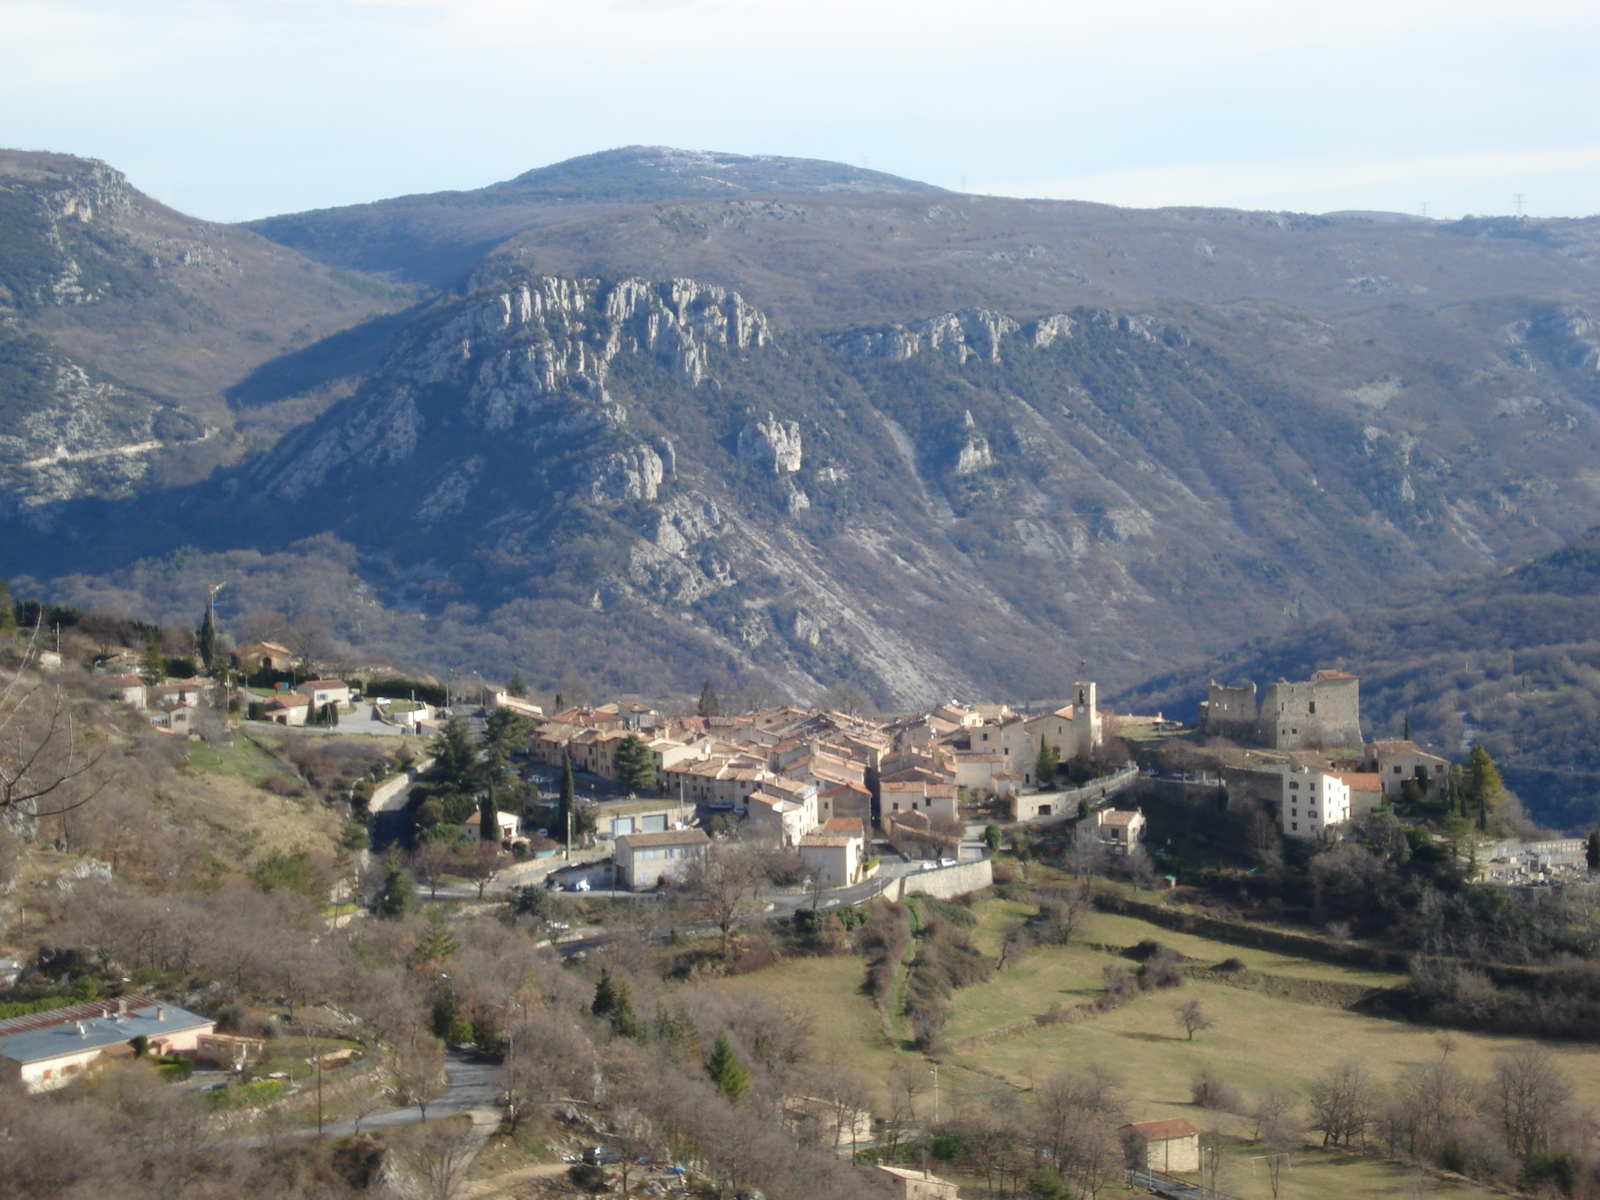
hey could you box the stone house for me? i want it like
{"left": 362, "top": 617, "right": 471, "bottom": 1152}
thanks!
{"left": 747, "top": 788, "right": 815, "bottom": 847}
{"left": 234, "top": 641, "right": 297, "bottom": 673}
{"left": 297, "top": 679, "right": 351, "bottom": 709}
{"left": 614, "top": 828, "right": 711, "bottom": 890}
{"left": 100, "top": 673, "right": 147, "bottom": 708}
{"left": 798, "top": 827, "right": 866, "bottom": 888}
{"left": 1121, "top": 1117, "right": 1200, "bottom": 1174}
{"left": 262, "top": 693, "right": 310, "bottom": 727}
{"left": 1367, "top": 739, "right": 1451, "bottom": 800}
{"left": 1094, "top": 807, "right": 1146, "bottom": 854}
{"left": 877, "top": 1165, "right": 960, "bottom": 1200}
{"left": 463, "top": 809, "right": 520, "bottom": 844}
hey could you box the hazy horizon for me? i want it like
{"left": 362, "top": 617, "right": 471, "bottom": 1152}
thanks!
{"left": 3, "top": 0, "right": 1598, "bottom": 224}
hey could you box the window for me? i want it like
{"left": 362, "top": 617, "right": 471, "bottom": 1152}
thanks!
{"left": 1291, "top": 808, "right": 1298, "bottom": 817}
{"left": 1394, "top": 765, "right": 1403, "bottom": 774}
{"left": 1309, "top": 812, "right": 1317, "bottom": 820}
{"left": 1309, "top": 701, "right": 1316, "bottom": 714}
{"left": 1292, "top": 822, "right": 1299, "bottom": 832}
{"left": 1290, "top": 782, "right": 1299, "bottom": 790}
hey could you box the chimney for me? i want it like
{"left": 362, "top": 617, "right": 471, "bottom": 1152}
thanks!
{"left": 156, "top": 1006, "right": 166, "bottom": 1022}
{"left": 75, "top": 1021, "right": 86, "bottom": 1038}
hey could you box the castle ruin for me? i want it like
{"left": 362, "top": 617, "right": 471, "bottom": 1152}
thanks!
{"left": 1198, "top": 669, "right": 1362, "bottom": 751}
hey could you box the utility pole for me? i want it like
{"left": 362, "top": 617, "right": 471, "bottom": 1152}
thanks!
{"left": 1515, "top": 193, "right": 1525, "bottom": 216}
{"left": 930, "top": 1063, "right": 939, "bottom": 1124}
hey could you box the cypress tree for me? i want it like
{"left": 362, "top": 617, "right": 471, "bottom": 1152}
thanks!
{"left": 508, "top": 670, "right": 527, "bottom": 698}
{"left": 1035, "top": 735, "right": 1059, "bottom": 787}
{"left": 1587, "top": 830, "right": 1600, "bottom": 872}
{"left": 706, "top": 1031, "right": 750, "bottom": 1101}
{"left": 197, "top": 603, "right": 217, "bottom": 673}
{"left": 698, "top": 681, "right": 719, "bottom": 718}
{"left": 479, "top": 793, "right": 498, "bottom": 842}
{"left": 1467, "top": 745, "right": 1503, "bottom": 831}
{"left": 0, "top": 578, "right": 13, "bottom": 631}
{"left": 559, "top": 748, "right": 576, "bottom": 845}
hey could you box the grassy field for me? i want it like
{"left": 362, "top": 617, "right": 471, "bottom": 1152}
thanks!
{"left": 187, "top": 736, "right": 283, "bottom": 785}
{"left": 702, "top": 895, "right": 1600, "bottom": 1200}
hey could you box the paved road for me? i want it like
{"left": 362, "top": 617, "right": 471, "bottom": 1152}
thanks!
{"left": 270, "top": 1050, "right": 505, "bottom": 1142}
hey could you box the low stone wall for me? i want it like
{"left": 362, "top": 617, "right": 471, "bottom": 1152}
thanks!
{"left": 889, "top": 857, "right": 993, "bottom": 902}
{"left": 1012, "top": 764, "right": 1140, "bottom": 826}
{"left": 369, "top": 757, "right": 435, "bottom": 812}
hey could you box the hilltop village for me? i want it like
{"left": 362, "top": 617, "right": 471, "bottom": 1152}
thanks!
{"left": 5, "top": 601, "right": 1600, "bottom": 1200}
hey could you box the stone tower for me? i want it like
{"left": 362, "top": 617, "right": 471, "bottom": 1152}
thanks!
{"left": 1071, "top": 681, "right": 1102, "bottom": 754}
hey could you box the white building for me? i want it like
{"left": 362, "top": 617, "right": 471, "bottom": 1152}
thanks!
{"left": 1280, "top": 767, "right": 1352, "bottom": 839}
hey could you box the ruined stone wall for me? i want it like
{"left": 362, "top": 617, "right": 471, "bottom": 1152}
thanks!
{"left": 1199, "top": 681, "right": 1257, "bottom": 738}
{"left": 1260, "top": 678, "right": 1361, "bottom": 750}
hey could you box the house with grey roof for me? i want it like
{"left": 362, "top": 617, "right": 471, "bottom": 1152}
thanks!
{"left": 0, "top": 994, "right": 215, "bottom": 1093}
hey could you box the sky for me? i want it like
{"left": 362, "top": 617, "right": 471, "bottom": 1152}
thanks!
{"left": 2, "top": 0, "right": 1598, "bottom": 223}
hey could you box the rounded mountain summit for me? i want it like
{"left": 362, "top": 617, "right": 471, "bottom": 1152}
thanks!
{"left": 244, "top": 146, "right": 948, "bottom": 286}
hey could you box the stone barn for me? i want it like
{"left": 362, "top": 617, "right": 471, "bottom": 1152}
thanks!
{"left": 1122, "top": 1117, "right": 1201, "bottom": 1174}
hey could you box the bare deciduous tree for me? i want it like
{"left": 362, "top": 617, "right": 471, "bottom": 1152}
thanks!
{"left": 683, "top": 842, "right": 767, "bottom": 958}
{"left": 1174, "top": 998, "right": 1215, "bottom": 1040}
{"left": 1487, "top": 1044, "right": 1573, "bottom": 1159}
{"left": 0, "top": 633, "right": 111, "bottom": 823}
{"left": 1307, "top": 1057, "right": 1378, "bottom": 1149}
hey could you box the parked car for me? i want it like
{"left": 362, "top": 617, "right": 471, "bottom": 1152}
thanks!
{"left": 584, "top": 1146, "right": 621, "bottom": 1165}
{"left": 938, "top": 857, "right": 956, "bottom": 867}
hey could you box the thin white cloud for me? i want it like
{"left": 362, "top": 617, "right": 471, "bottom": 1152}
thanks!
{"left": 3, "top": 0, "right": 1599, "bottom": 219}
{"left": 987, "top": 146, "right": 1600, "bottom": 219}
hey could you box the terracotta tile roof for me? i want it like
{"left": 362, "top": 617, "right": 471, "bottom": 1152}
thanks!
{"left": 1335, "top": 772, "right": 1383, "bottom": 791}
{"left": 1126, "top": 1117, "right": 1199, "bottom": 1141}
{"left": 1312, "top": 669, "right": 1359, "bottom": 681}
{"left": 1098, "top": 809, "right": 1141, "bottom": 826}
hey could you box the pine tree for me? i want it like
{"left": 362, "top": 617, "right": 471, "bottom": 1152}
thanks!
{"left": 706, "top": 1031, "right": 750, "bottom": 1101}
{"left": 559, "top": 748, "right": 576, "bottom": 846}
{"left": 614, "top": 733, "right": 656, "bottom": 791}
{"left": 196, "top": 603, "right": 217, "bottom": 673}
{"left": 698, "top": 681, "right": 720, "bottom": 719}
{"left": 1467, "top": 745, "right": 1503, "bottom": 831}
{"left": 431, "top": 717, "right": 481, "bottom": 790}
{"left": 508, "top": 670, "right": 527, "bottom": 698}
{"left": 592, "top": 968, "right": 618, "bottom": 1018}
{"left": 372, "top": 858, "right": 416, "bottom": 918}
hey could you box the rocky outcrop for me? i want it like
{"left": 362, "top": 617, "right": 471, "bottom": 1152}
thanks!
{"left": 954, "top": 411, "right": 993, "bottom": 475}
{"left": 255, "top": 271, "right": 773, "bottom": 501}
{"left": 0, "top": 337, "right": 203, "bottom": 514}
{"left": 829, "top": 307, "right": 1086, "bottom": 363}
{"left": 738, "top": 412, "right": 803, "bottom": 474}
{"left": 589, "top": 444, "right": 665, "bottom": 505}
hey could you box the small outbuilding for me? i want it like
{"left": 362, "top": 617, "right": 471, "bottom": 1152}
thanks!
{"left": 1121, "top": 1117, "right": 1201, "bottom": 1174}
{"left": 877, "top": 1164, "right": 960, "bottom": 1200}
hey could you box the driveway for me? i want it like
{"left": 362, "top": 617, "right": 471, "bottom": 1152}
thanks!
{"left": 236, "top": 1049, "right": 505, "bottom": 1145}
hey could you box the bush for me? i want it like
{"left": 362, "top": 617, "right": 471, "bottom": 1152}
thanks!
{"left": 1190, "top": 1070, "right": 1242, "bottom": 1112}
{"left": 1136, "top": 947, "right": 1184, "bottom": 990}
